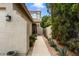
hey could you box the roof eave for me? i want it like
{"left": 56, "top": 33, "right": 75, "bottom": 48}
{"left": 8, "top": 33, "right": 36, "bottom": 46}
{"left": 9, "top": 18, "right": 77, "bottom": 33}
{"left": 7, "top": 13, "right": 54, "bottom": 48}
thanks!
{"left": 18, "top": 3, "right": 33, "bottom": 22}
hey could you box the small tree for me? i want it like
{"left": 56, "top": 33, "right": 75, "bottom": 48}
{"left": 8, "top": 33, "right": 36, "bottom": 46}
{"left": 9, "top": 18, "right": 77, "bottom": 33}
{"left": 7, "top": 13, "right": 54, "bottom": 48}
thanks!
{"left": 40, "top": 15, "right": 51, "bottom": 28}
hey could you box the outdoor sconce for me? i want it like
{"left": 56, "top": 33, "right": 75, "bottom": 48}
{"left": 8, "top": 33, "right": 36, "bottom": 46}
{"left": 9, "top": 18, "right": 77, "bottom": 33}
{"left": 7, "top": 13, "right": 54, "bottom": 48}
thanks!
{"left": 6, "top": 14, "right": 11, "bottom": 22}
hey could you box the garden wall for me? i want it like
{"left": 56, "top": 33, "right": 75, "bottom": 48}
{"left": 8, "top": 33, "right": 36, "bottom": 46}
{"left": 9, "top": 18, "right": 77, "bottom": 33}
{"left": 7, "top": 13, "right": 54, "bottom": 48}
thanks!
{"left": 43, "top": 26, "right": 52, "bottom": 39}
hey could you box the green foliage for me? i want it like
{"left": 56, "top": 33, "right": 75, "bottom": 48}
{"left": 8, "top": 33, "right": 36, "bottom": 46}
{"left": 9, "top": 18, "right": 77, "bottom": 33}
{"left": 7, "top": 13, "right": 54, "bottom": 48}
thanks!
{"left": 40, "top": 15, "right": 51, "bottom": 28}
{"left": 46, "top": 3, "right": 79, "bottom": 51}
{"left": 29, "top": 34, "right": 37, "bottom": 47}
{"left": 48, "top": 38, "right": 67, "bottom": 56}
{"left": 66, "top": 38, "right": 79, "bottom": 50}
{"left": 58, "top": 47, "right": 67, "bottom": 56}
{"left": 48, "top": 38, "right": 57, "bottom": 47}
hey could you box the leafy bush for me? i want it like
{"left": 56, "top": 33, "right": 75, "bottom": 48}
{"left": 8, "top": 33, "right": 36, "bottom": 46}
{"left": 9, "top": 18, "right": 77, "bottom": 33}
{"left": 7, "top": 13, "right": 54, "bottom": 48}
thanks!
{"left": 29, "top": 34, "right": 37, "bottom": 47}
{"left": 48, "top": 38, "right": 67, "bottom": 56}
{"left": 75, "top": 48, "right": 79, "bottom": 55}
{"left": 59, "top": 47, "right": 67, "bottom": 56}
{"left": 40, "top": 16, "right": 51, "bottom": 28}
{"left": 55, "top": 47, "right": 67, "bottom": 56}
{"left": 46, "top": 3, "right": 79, "bottom": 51}
{"left": 66, "top": 38, "right": 79, "bottom": 51}
{"left": 48, "top": 38, "right": 57, "bottom": 47}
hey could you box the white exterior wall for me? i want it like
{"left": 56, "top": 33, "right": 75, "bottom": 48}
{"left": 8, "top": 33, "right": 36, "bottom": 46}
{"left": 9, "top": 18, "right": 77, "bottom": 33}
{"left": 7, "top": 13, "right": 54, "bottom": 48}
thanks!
{"left": 0, "top": 3, "right": 31, "bottom": 55}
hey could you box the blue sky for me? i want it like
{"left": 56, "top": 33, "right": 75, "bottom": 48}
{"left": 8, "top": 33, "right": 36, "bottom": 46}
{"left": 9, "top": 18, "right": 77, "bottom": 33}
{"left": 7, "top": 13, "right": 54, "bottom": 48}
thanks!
{"left": 26, "top": 3, "right": 49, "bottom": 17}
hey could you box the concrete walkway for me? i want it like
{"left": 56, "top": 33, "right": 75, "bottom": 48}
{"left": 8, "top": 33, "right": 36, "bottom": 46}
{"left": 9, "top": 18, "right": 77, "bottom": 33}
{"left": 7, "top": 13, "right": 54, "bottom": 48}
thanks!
{"left": 32, "top": 36, "right": 51, "bottom": 56}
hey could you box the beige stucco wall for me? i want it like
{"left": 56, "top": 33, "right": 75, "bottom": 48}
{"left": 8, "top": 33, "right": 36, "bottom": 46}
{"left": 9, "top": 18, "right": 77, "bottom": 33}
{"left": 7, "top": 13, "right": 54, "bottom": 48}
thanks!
{"left": 0, "top": 3, "right": 32, "bottom": 55}
{"left": 27, "top": 19, "right": 32, "bottom": 50}
{"left": 45, "top": 26, "right": 52, "bottom": 39}
{"left": 13, "top": 4, "right": 32, "bottom": 52}
{"left": 36, "top": 23, "right": 43, "bottom": 35}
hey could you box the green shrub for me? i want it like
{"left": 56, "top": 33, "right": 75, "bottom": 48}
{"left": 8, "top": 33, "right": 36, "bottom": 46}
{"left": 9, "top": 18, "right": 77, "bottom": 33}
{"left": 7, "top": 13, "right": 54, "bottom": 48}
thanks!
{"left": 40, "top": 16, "right": 51, "bottom": 28}
{"left": 48, "top": 38, "right": 67, "bottom": 56}
{"left": 29, "top": 34, "right": 37, "bottom": 47}
{"left": 66, "top": 38, "right": 79, "bottom": 51}
{"left": 56, "top": 47, "right": 67, "bottom": 56}
{"left": 48, "top": 38, "right": 57, "bottom": 47}
{"left": 75, "top": 48, "right": 79, "bottom": 55}
{"left": 46, "top": 4, "right": 79, "bottom": 52}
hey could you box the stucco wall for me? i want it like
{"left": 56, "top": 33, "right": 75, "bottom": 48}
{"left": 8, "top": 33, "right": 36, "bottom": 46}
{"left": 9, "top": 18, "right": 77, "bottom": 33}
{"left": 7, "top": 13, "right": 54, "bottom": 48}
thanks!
{"left": 13, "top": 4, "right": 32, "bottom": 51}
{"left": 44, "top": 26, "right": 52, "bottom": 39}
{"left": 12, "top": 10, "right": 27, "bottom": 55}
{"left": 36, "top": 23, "right": 43, "bottom": 35}
{"left": 0, "top": 3, "right": 32, "bottom": 55}
{"left": 27, "top": 19, "right": 32, "bottom": 50}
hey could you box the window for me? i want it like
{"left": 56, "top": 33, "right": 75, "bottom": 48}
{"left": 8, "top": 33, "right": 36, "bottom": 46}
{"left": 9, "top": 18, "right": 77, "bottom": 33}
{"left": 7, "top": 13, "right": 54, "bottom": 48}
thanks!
{"left": 37, "top": 14, "right": 40, "bottom": 19}
{"left": 32, "top": 13, "right": 36, "bottom": 18}
{"left": 31, "top": 12, "right": 41, "bottom": 20}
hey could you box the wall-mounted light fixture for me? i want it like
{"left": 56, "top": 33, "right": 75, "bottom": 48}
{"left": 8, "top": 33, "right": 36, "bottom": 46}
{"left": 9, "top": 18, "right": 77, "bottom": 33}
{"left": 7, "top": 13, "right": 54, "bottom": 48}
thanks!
{"left": 6, "top": 14, "right": 11, "bottom": 22}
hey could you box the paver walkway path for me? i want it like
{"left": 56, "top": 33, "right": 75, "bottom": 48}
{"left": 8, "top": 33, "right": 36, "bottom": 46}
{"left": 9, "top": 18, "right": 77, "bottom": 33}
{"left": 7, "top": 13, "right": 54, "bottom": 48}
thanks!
{"left": 32, "top": 36, "right": 51, "bottom": 56}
